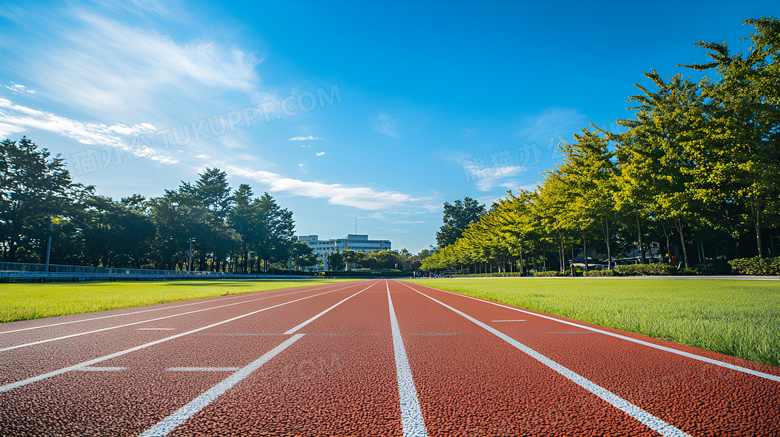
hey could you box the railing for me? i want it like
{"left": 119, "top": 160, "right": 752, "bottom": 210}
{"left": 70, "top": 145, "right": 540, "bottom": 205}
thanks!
{"left": 0, "top": 262, "right": 311, "bottom": 281}
{"left": 0, "top": 262, "right": 212, "bottom": 276}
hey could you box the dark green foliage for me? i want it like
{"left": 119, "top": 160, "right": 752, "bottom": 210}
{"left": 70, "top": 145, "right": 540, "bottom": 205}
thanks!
{"left": 436, "top": 197, "right": 485, "bottom": 247}
{"left": 0, "top": 140, "right": 298, "bottom": 272}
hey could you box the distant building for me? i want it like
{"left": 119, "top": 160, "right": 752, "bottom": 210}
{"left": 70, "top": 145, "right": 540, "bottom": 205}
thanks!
{"left": 298, "top": 234, "right": 391, "bottom": 271}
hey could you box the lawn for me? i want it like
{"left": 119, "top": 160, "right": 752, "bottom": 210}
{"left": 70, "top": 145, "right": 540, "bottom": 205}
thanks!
{"left": 404, "top": 278, "right": 780, "bottom": 368}
{"left": 0, "top": 279, "right": 358, "bottom": 323}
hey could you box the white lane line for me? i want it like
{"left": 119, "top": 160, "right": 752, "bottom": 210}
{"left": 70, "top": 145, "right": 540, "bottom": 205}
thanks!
{"left": 137, "top": 328, "right": 175, "bottom": 331}
{"left": 407, "top": 282, "right": 780, "bottom": 383}
{"left": 0, "top": 282, "right": 363, "bottom": 353}
{"left": 140, "top": 334, "right": 304, "bottom": 437}
{"left": 166, "top": 367, "right": 240, "bottom": 372}
{"left": 491, "top": 320, "right": 525, "bottom": 322}
{"left": 386, "top": 281, "right": 428, "bottom": 437}
{"left": 0, "top": 286, "right": 347, "bottom": 393}
{"left": 76, "top": 367, "right": 128, "bottom": 371}
{"left": 0, "top": 281, "right": 351, "bottom": 335}
{"left": 283, "top": 283, "right": 375, "bottom": 334}
{"left": 398, "top": 282, "right": 689, "bottom": 437}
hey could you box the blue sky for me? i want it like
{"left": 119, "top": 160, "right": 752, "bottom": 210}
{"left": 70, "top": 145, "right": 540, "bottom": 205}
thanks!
{"left": 0, "top": 0, "right": 777, "bottom": 253}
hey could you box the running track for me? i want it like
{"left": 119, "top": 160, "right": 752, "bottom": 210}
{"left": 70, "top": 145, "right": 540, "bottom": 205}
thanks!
{"left": 0, "top": 280, "right": 778, "bottom": 436}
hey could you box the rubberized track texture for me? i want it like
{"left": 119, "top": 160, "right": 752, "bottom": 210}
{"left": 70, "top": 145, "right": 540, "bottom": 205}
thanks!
{"left": 0, "top": 279, "right": 778, "bottom": 436}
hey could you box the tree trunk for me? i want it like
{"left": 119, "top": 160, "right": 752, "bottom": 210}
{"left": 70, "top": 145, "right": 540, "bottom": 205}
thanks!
{"left": 559, "top": 238, "right": 565, "bottom": 273}
{"left": 519, "top": 248, "right": 524, "bottom": 275}
{"left": 661, "top": 221, "right": 671, "bottom": 264}
{"left": 603, "top": 217, "right": 612, "bottom": 270}
{"left": 675, "top": 218, "right": 690, "bottom": 269}
{"left": 754, "top": 204, "right": 764, "bottom": 258}
{"left": 636, "top": 214, "right": 645, "bottom": 264}
{"left": 582, "top": 231, "right": 588, "bottom": 272}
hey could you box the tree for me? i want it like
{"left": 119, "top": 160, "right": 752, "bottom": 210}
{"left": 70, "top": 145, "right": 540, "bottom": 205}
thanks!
{"left": 291, "top": 241, "right": 318, "bottom": 269}
{"left": 681, "top": 17, "right": 780, "bottom": 257}
{"left": 0, "top": 137, "right": 88, "bottom": 262}
{"left": 436, "top": 197, "right": 485, "bottom": 247}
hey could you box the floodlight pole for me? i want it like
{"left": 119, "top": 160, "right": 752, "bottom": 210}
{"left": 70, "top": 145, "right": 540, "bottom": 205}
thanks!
{"left": 44, "top": 222, "right": 54, "bottom": 273}
{"left": 188, "top": 238, "right": 196, "bottom": 273}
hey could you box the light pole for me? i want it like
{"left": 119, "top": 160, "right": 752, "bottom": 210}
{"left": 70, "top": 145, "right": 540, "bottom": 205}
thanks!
{"left": 44, "top": 222, "right": 54, "bottom": 273}
{"left": 44, "top": 218, "right": 62, "bottom": 274}
{"left": 187, "top": 238, "right": 196, "bottom": 273}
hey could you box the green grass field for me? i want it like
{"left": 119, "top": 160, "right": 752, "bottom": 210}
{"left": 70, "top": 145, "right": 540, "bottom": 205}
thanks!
{"left": 405, "top": 278, "right": 780, "bottom": 368}
{"left": 0, "top": 279, "right": 357, "bottom": 323}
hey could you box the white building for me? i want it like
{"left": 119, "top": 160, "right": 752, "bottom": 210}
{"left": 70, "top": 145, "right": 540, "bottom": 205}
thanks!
{"left": 298, "top": 234, "right": 391, "bottom": 270}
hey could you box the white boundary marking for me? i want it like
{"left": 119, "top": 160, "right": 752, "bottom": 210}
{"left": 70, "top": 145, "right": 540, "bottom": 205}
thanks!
{"left": 76, "top": 367, "right": 128, "bottom": 371}
{"left": 0, "top": 282, "right": 349, "bottom": 335}
{"left": 283, "top": 283, "right": 374, "bottom": 334}
{"left": 0, "top": 283, "right": 362, "bottom": 352}
{"left": 398, "top": 281, "right": 689, "bottom": 437}
{"left": 166, "top": 367, "right": 240, "bottom": 372}
{"left": 387, "top": 281, "right": 428, "bottom": 437}
{"left": 139, "top": 334, "right": 304, "bottom": 437}
{"left": 0, "top": 286, "right": 348, "bottom": 393}
{"left": 406, "top": 281, "right": 780, "bottom": 383}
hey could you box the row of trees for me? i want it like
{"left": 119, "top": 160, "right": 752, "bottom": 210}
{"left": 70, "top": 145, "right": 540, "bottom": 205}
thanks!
{"left": 0, "top": 137, "right": 314, "bottom": 272}
{"left": 326, "top": 248, "right": 434, "bottom": 272}
{"left": 423, "top": 18, "right": 780, "bottom": 273}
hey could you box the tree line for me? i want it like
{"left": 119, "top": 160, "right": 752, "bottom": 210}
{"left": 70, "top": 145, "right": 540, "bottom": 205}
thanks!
{"left": 327, "top": 248, "right": 433, "bottom": 272}
{"left": 423, "top": 18, "right": 780, "bottom": 274}
{"left": 0, "top": 137, "right": 316, "bottom": 272}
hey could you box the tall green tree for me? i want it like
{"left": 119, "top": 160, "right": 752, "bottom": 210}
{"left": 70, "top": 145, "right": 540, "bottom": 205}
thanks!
{"left": 0, "top": 137, "right": 87, "bottom": 262}
{"left": 436, "top": 197, "right": 485, "bottom": 247}
{"left": 681, "top": 17, "right": 780, "bottom": 257}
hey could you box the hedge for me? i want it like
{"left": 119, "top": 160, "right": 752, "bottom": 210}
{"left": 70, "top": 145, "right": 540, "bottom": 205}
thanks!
{"left": 729, "top": 257, "right": 780, "bottom": 276}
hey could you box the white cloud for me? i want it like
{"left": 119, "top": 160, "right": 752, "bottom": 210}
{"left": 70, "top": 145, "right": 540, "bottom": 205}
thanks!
{"left": 225, "top": 165, "right": 438, "bottom": 211}
{"left": 0, "top": 98, "right": 177, "bottom": 164}
{"left": 7, "top": 8, "right": 260, "bottom": 120}
{"left": 4, "top": 83, "right": 36, "bottom": 95}
{"left": 394, "top": 220, "right": 426, "bottom": 224}
{"left": 370, "top": 113, "right": 398, "bottom": 138}
{"left": 461, "top": 156, "right": 525, "bottom": 192}
{"left": 298, "top": 162, "right": 308, "bottom": 173}
{"left": 290, "top": 135, "right": 324, "bottom": 141}
{"left": 315, "top": 152, "right": 325, "bottom": 157}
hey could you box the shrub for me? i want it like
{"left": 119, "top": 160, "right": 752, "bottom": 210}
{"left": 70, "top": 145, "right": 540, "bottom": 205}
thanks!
{"left": 613, "top": 263, "right": 673, "bottom": 276}
{"left": 532, "top": 271, "right": 564, "bottom": 277}
{"left": 729, "top": 257, "right": 780, "bottom": 276}
{"left": 676, "top": 267, "right": 704, "bottom": 276}
{"left": 585, "top": 269, "right": 615, "bottom": 277}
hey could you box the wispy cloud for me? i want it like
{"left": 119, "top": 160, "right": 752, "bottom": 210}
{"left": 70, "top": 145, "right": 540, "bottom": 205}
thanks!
{"left": 3, "top": 83, "right": 36, "bottom": 95}
{"left": 370, "top": 113, "right": 398, "bottom": 138}
{"left": 4, "top": 7, "right": 260, "bottom": 121}
{"left": 290, "top": 135, "right": 323, "bottom": 141}
{"left": 514, "top": 108, "right": 585, "bottom": 142}
{"left": 226, "top": 165, "right": 438, "bottom": 211}
{"left": 298, "top": 162, "right": 308, "bottom": 173}
{"left": 0, "top": 97, "right": 176, "bottom": 163}
{"left": 315, "top": 151, "right": 325, "bottom": 157}
{"left": 461, "top": 156, "right": 525, "bottom": 192}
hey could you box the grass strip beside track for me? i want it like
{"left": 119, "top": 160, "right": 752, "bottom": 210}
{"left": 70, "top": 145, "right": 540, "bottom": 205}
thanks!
{"left": 404, "top": 278, "right": 780, "bottom": 368}
{"left": 0, "top": 279, "right": 358, "bottom": 323}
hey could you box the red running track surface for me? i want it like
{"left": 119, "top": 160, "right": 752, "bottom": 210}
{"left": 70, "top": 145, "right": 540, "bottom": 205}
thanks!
{"left": 0, "top": 279, "right": 778, "bottom": 436}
